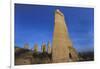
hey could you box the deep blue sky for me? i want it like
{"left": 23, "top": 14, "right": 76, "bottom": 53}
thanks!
{"left": 15, "top": 4, "right": 94, "bottom": 52}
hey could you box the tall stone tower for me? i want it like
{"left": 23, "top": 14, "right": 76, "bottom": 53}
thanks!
{"left": 33, "top": 43, "right": 38, "bottom": 53}
{"left": 52, "top": 9, "right": 78, "bottom": 63}
{"left": 47, "top": 42, "right": 51, "bottom": 54}
{"left": 41, "top": 43, "right": 47, "bottom": 53}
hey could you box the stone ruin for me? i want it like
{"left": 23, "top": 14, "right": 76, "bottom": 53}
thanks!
{"left": 52, "top": 9, "right": 78, "bottom": 63}
{"left": 15, "top": 9, "right": 79, "bottom": 65}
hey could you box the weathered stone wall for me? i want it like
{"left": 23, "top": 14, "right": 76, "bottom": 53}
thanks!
{"left": 52, "top": 9, "right": 78, "bottom": 63}
{"left": 15, "top": 47, "right": 52, "bottom": 65}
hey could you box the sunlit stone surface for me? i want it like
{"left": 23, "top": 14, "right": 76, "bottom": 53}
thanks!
{"left": 52, "top": 9, "right": 78, "bottom": 63}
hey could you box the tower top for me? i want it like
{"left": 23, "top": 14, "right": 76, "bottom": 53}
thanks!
{"left": 56, "top": 9, "right": 60, "bottom": 12}
{"left": 55, "top": 9, "right": 63, "bottom": 16}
